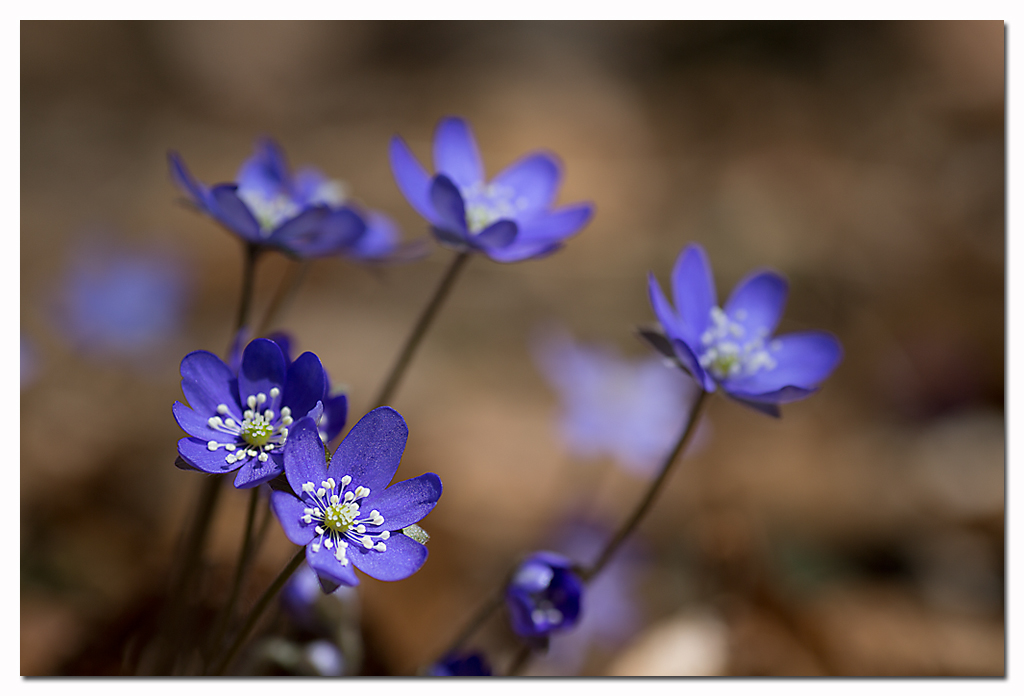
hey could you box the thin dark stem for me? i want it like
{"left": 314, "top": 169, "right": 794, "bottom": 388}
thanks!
{"left": 507, "top": 644, "right": 533, "bottom": 677}
{"left": 209, "top": 548, "right": 306, "bottom": 676}
{"left": 583, "top": 389, "right": 708, "bottom": 581}
{"left": 435, "top": 586, "right": 506, "bottom": 662}
{"left": 256, "top": 259, "right": 310, "bottom": 337}
{"left": 234, "top": 244, "right": 260, "bottom": 336}
{"left": 205, "top": 487, "right": 260, "bottom": 665}
{"left": 372, "top": 252, "right": 470, "bottom": 407}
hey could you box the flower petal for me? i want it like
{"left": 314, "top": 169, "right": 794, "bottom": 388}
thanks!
{"left": 168, "top": 151, "right": 210, "bottom": 209}
{"left": 429, "top": 175, "right": 469, "bottom": 237}
{"left": 486, "top": 240, "right": 563, "bottom": 263}
{"left": 472, "top": 220, "right": 518, "bottom": 250}
{"left": 208, "top": 185, "right": 262, "bottom": 242}
{"left": 282, "top": 351, "right": 327, "bottom": 419}
{"left": 234, "top": 451, "right": 284, "bottom": 488}
{"left": 671, "top": 338, "right": 716, "bottom": 392}
{"left": 671, "top": 244, "right": 717, "bottom": 345}
{"left": 284, "top": 417, "right": 329, "bottom": 496}
{"left": 432, "top": 117, "right": 484, "bottom": 188}
{"left": 723, "top": 331, "right": 842, "bottom": 395}
{"left": 238, "top": 338, "right": 287, "bottom": 405}
{"left": 236, "top": 138, "right": 291, "bottom": 198}
{"left": 517, "top": 203, "right": 593, "bottom": 243}
{"left": 389, "top": 135, "right": 437, "bottom": 222}
{"left": 307, "top": 541, "right": 360, "bottom": 588}
{"left": 172, "top": 401, "right": 225, "bottom": 440}
{"left": 266, "top": 206, "right": 336, "bottom": 258}
{"left": 491, "top": 152, "right": 562, "bottom": 215}
{"left": 271, "top": 490, "right": 317, "bottom": 546}
{"left": 327, "top": 407, "right": 408, "bottom": 494}
{"left": 349, "top": 531, "right": 428, "bottom": 581}
{"left": 178, "top": 437, "right": 242, "bottom": 474}
{"left": 320, "top": 393, "right": 348, "bottom": 444}
{"left": 179, "top": 350, "right": 240, "bottom": 418}
{"left": 363, "top": 473, "right": 442, "bottom": 532}
{"left": 723, "top": 270, "right": 788, "bottom": 338}
{"left": 647, "top": 272, "right": 682, "bottom": 339}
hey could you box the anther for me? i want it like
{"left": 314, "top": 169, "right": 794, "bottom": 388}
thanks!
{"left": 247, "top": 395, "right": 257, "bottom": 408}
{"left": 217, "top": 404, "right": 229, "bottom": 415}
{"left": 257, "top": 393, "right": 267, "bottom": 404}
{"left": 270, "top": 387, "right": 280, "bottom": 399}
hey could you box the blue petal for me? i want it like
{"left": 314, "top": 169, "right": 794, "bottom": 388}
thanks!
{"left": 363, "top": 473, "right": 442, "bottom": 532}
{"left": 671, "top": 244, "right": 717, "bottom": 346}
{"left": 271, "top": 490, "right": 316, "bottom": 545}
{"left": 307, "top": 540, "right": 360, "bottom": 588}
{"left": 432, "top": 117, "right": 484, "bottom": 188}
{"left": 517, "top": 203, "right": 593, "bottom": 242}
{"left": 238, "top": 338, "right": 287, "bottom": 406}
{"left": 431, "top": 225, "right": 472, "bottom": 250}
{"left": 348, "top": 211, "right": 405, "bottom": 261}
{"left": 320, "top": 394, "right": 349, "bottom": 444}
{"left": 234, "top": 451, "right": 283, "bottom": 488}
{"left": 349, "top": 531, "right": 428, "bottom": 581}
{"left": 472, "top": 220, "right": 518, "bottom": 250}
{"left": 300, "top": 207, "right": 369, "bottom": 257}
{"left": 178, "top": 437, "right": 242, "bottom": 474}
{"left": 729, "top": 385, "right": 817, "bottom": 408}
{"left": 208, "top": 185, "right": 263, "bottom": 242}
{"left": 429, "top": 175, "right": 469, "bottom": 237}
{"left": 671, "top": 338, "right": 716, "bottom": 392}
{"left": 647, "top": 273, "right": 682, "bottom": 339}
{"left": 389, "top": 135, "right": 437, "bottom": 223}
{"left": 486, "top": 240, "right": 563, "bottom": 263}
{"left": 723, "top": 271, "right": 788, "bottom": 338}
{"left": 327, "top": 407, "right": 408, "bottom": 495}
{"left": 282, "top": 351, "right": 327, "bottom": 419}
{"left": 179, "top": 350, "right": 240, "bottom": 418}
{"left": 168, "top": 151, "right": 210, "bottom": 209}
{"left": 265, "top": 332, "right": 294, "bottom": 366}
{"left": 491, "top": 152, "right": 561, "bottom": 215}
{"left": 283, "top": 417, "right": 329, "bottom": 497}
{"left": 266, "top": 206, "right": 335, "bottom": 258}
{"left": 723, "top": 331, "right": 842, "bottom": 395}
{"left": 291, "top": 166, "right": 333, "bottom": 205}
{"left": 236, "top": 137, "right": 291, "bottom": 197}
{"left": 172, "top": 401, "right": 224, "bottom": 440}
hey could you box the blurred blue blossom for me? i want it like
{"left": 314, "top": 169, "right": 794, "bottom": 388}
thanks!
{"left": 427, "top": 652, "right": 493, "bottom": 677}
{"left": 390, "top": 116, "right": 593, "bottom": 262}
{"left": 505, "top": 552, "right": 583, "bottom": 639}
{"left": 270, "top": 409, "right": 442, "bottom": 591}
{"left": 170, "top": 138, "right": 416, "bottom": 262}
{"left": 647, "top": 243, "right": 843, "bottom": 417}
{"left": 533, "top": 328, "right": 702, "bottom": 477}
{"left": 54, "top": 241, "right": 189, "bottom": 358}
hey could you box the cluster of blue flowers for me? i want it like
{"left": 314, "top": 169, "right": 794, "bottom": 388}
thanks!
{"left": 164, "top": 114, "right": 842, "bottom": 677}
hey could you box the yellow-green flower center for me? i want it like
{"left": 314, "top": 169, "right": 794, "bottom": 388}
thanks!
{"left": 323, "top": 502, "right": 359, "bottom": 533}
{"left": 241, "top": 417, "right": 274, "bottom": 447}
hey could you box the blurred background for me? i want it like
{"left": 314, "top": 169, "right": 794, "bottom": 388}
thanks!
{"left": 20, "top": 21, "right": 1004, "bottom": 676}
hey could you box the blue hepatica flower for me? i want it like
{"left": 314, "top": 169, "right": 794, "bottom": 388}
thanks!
{"left": 389, "top": 116, "right": 594, "bottom": 263}
{"left": 55, "top": 242, "right": 189, "bottom": 358}
{"left": 173, "top": 338, "right": 329, "bottom": 488}
{"left": 270, "top": 408, "right": 442, "bottom": 590}
{"left": 505, "top": 552, "right": 584, "bottom": 639}
{"left": 428, "top": 652, "right": 493, "bottom": 677}
{"left": 169, "top": 138, "right": 414, "bottom": 262}
{"left": 533, "top": 328, "right": 701, "bottom": 477}
{"left": 647, "top": 243, "right": 843, "bottom": 417}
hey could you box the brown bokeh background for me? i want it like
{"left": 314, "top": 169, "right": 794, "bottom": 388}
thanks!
{"left": 20, "top": 21, "right": 1004, "bottom": 676}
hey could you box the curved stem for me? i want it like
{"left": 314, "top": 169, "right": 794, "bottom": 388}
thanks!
{"left": 209, "top": 548, "right": 306, "bottom": 676}
{"left": 507, "top": 643, "right": 533, "bottom": 677}
{"left": 372, "top": 251, "right": 470, "bottom": 408}
{"left": 256, "top": 259, "right": 310, "bottom": 337}
{"left": 234, "top": 243, "right": 260, "bottom": 337}
{"left": 583, "top": 389, "right": 707, "bottom": 581}
{"left": 205, "top": 487, "right": 260, "bottom": 664}
{"left": 435, "top": 586, "right": 506, "bottom": 662}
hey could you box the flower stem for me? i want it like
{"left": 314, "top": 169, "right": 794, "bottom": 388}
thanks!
{"left": 205, "top": 487, "right": 260, "bottom": 665}
{"left": 256, "top": 259, "right": 310, "bottom": 337}
{"left": 208, "top": 547, "right": 306, "bottom": 676}
{"left": 582, "top": 389, "right": 708, "bottom": 581}
{"left": 435, "top": 585, "right": 507, "bottom": 661}
{"left": 234, "top": 243, "right": 260, "bottom": 336}
{"left": 507, "top": 643, "right": 533, "bottom": 676}
{"left": 372, "top": 251, "right": 470, "bottom": 408}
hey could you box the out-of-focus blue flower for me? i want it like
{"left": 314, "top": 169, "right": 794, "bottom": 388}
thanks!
{"left": 505, "top": 552, "right": 584, "bottom": 639}
{"left": 533, "top": 328, "right": 701, "bottom": 477}
{"left": 303, "top": 640, "right": 345, "bottom": 676}
{"left": 270, "top": 408, "right": 442, "bottom": 591}
{"left": 55, "top": 242, "right": 189, "bottom": 358}
{"left": 170, "top": 138, "right": 417, "bottom": 262}
{"left": 173, "top": 338, "right": 329, "bottom": 488}
{"left": 427, "top": 652, "right": 493, "bottom": 676}
{"left": 647, "top": 243, "right": 843, "bottom": 417}
{"left": 389, "top": 116, "right": 594, "bottom": 263}
{"left": 533, "top": 520, "right": 644, "bottom": 675}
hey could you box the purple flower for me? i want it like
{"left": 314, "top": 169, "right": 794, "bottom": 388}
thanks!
{"left": 172, "top": 338, "right": 328, "bottom": 489}
{"left": 54, "top": 241, "right": 189, "bottom": 358}
{"left": 270, "top": 408, "right": 442, "bottom": 590}
{"left": 389, "top": 116, "right": 594, "bottom": 263}
{"left": 647, "top": 243, "right": 843, "bottom": 417}
{"left": 169, "top": 138, "right": 414, "bottom": 262}
{"left": 505, "top": 552, "right": 584, "bottom": 639}
{"left": 428, "top": 652, "right": 492, "bottom": 677}
{"left": 533, "top": 328, "right": 701, "bottom": 477}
